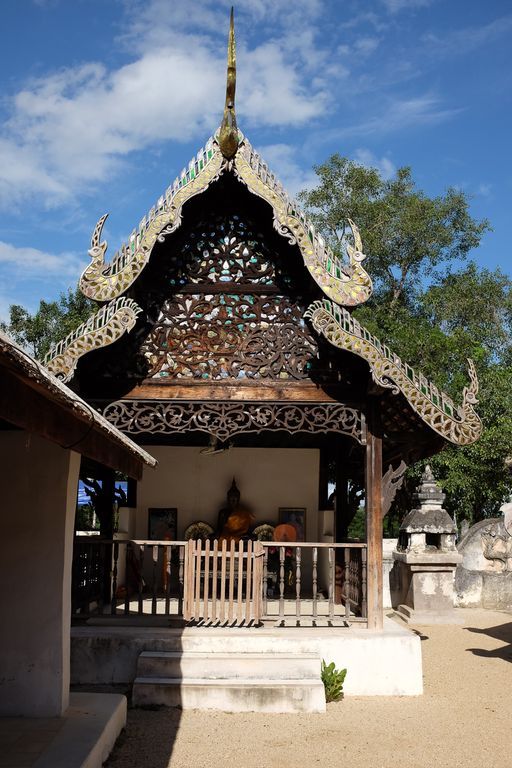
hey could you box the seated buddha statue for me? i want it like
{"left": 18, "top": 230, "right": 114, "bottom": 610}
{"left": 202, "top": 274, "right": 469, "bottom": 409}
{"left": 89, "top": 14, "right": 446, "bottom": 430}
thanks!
{"left": 217, "top": 478, "right": 254, "bottom": 544}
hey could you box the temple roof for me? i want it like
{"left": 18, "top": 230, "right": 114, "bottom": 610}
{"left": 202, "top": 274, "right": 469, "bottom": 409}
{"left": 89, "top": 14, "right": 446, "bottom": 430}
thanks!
{"left": 74, "top": 132, "right": 373, "bottom": 308}
{"left": 42, "top": 11, "right": 482, "bottom": 450}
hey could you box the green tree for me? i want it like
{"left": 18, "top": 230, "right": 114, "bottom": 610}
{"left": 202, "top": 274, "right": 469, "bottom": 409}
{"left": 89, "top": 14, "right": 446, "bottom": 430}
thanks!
{"left": 301, "top": 156, "right": 512, "bottom": 525}
{"left": 0, "top": 287, "right": 95, "bottom": 360}
{"left": 300, "top": 156, "right": 489, "bottom": 308}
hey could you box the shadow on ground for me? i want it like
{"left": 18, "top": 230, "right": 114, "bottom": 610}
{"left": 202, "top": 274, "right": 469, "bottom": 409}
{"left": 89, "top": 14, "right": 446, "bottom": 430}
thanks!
{"left": 70, "top": 683, "right": 181, "bottom": 768}
{"left": 465, "top": 620, "right": 512, "bottom": 662}
{"left": 105, "top": 707, "right": 181, "bottom": 768}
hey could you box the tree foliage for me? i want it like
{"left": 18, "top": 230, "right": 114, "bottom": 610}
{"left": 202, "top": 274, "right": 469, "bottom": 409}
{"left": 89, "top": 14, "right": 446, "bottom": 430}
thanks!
{"left": 299, "top": 157, "right": 489, "bottom": 308}
{"left": 301, "top": 156, "right": 512, "bottom": 524}
{"left": 0, "top": 287, "right": 95, "bottom": 360}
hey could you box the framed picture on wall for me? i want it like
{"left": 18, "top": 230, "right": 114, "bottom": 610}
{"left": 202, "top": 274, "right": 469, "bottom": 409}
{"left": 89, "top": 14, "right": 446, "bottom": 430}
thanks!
{"left": 278, "top": 507, "right": 306, "bottom": 541}
{"left": 148, "top": 508, "right": 177, "bottom": 541}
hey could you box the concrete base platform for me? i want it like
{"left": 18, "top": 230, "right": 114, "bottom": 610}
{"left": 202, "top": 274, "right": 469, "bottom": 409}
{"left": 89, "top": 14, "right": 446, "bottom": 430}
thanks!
{"left": 132, "top": 650, "right": 325, "bottom": 713}
{"left": 72, "top": 617, "right": 423, "bottom": 697}
{"left": 396, "top": 604, "right": 466, "bottom": 625}
{"left": 36, "top": 693, "right": 125, "bottom": 768}
{"left": 133, "top": 676, "right": 326, "bottom": 713}
{"left": 0, "top": 693, "right": 126, "bottom": 768}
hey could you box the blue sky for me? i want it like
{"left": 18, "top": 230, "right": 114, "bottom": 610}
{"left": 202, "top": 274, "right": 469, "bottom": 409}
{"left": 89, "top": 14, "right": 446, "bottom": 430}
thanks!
{"left": 0, "top": 0, "right": 510, "bottom": 319}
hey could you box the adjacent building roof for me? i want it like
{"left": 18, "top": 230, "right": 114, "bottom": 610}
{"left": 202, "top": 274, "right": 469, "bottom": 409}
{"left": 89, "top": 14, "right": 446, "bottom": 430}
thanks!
{"left": 0, "top": 332, "right": 157, "bottom": 479}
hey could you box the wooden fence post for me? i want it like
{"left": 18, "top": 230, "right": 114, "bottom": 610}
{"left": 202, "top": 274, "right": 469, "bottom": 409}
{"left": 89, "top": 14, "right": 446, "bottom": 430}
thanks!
{"left": 366, "top": 400, "right": 383, "bottom": 630}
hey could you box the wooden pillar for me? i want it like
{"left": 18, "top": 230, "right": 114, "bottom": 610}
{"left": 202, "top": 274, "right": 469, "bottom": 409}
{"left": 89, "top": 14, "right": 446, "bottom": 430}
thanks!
{"left": 335, "top": 454, "right": 349, "bottom": 542}
{"left": 365, "top": 400, "right": 383, "bottom": 630}
{"left": 96, "top": 467, "right": 116, "bottom": 603}
{"left": 318, "top": 446, "right": 330, "bottom": 511}
{"left": 97, "top": 468, "right": 116, "bottom": 540}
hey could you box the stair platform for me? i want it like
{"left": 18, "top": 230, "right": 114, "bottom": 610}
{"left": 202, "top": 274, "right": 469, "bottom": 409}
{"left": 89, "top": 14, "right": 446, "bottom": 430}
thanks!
{"left": 132, "top": 650, "right": 325, "bottom": 713}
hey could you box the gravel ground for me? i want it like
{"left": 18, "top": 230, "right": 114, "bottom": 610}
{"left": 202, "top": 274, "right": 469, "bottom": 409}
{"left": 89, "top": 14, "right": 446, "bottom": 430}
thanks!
{"left": 105, "top": 609, "right": 512, "bottom": 768}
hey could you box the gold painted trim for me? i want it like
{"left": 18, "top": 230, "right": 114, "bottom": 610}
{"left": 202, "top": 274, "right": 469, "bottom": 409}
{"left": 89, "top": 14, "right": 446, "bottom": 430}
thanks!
{"left": 234, "top": 139, "right": 373, "bottom": 307}
{"left": 305, "top": 299, "right": 482, "bottom": 446}
{"left": 79, "top": 142, "right": 225, "bottom": 302}
{"left": 44, "top": 297, "right": 143, "bottom": 383}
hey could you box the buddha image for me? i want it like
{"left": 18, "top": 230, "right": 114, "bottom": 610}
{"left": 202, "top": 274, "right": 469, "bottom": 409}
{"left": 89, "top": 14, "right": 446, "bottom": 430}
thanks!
{"left": 217, "top": 478, "right": 254, "bottom": 543}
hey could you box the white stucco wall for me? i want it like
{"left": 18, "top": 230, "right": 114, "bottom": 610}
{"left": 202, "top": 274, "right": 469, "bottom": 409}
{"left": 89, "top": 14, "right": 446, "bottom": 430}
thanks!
{"left": 0, "top": 431, "right": 79, "bottom": 717}
{"left": 135, "top": 446, "right": 320, "bottom": 540}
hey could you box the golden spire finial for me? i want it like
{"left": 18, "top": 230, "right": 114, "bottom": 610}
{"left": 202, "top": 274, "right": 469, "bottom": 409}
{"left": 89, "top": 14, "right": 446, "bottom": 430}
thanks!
{"left": 218, "top": 7, "right": 239, "bottom": 159}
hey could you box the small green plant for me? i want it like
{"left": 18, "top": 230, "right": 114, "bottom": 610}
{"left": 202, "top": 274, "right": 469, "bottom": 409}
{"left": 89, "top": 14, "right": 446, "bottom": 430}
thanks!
{"left": 321, "top": 660, "right": 347, "bottom": 703}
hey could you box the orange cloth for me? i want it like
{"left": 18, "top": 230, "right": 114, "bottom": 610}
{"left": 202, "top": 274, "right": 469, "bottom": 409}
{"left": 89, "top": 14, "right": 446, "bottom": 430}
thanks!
{"left": 273, "top": 523, "right": 297, "bottom": 542}
{"left": 218, "top": 508, "right": 254, "bottom": 544}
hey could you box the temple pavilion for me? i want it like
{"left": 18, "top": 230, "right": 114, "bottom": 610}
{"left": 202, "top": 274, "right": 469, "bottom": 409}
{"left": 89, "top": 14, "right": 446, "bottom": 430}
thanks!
{"left": 44, "top": 12, "right": 481, "bottom": 634}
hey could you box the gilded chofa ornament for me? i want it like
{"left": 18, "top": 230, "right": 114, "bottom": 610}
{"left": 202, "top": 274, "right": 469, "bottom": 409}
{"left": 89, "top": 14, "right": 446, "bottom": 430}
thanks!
{"left": 44, "top": 297, "right": 142, "bottom": 383}
{"left": 218, "top": 8, "right": 239, "bottom": 159}
{"left": 305, "top": 299, "right": 482, "bottom": 445}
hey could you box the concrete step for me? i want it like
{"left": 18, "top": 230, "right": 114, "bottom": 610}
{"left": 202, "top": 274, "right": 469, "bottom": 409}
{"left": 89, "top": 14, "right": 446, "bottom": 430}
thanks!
{"left": 132, "top": 676, "right": 326, "bottom": 713}
{"left": 136, "top": 651, "right": 321, "bottom": 680}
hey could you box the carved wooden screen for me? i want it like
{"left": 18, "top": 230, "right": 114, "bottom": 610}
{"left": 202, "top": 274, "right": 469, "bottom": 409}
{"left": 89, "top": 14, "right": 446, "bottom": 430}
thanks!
{"left": 141, "top": 213, "right": 320, "bottom": 381}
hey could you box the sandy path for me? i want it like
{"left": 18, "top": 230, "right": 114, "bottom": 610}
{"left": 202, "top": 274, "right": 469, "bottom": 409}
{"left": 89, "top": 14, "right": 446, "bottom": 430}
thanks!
{"left": 105, "top": 609, "right": 512, "bottom": 768}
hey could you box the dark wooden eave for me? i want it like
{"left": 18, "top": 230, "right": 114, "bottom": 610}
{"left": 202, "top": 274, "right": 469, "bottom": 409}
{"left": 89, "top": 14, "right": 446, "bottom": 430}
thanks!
{"left": 123, "top": 380, "right": 357, "bottom": 402}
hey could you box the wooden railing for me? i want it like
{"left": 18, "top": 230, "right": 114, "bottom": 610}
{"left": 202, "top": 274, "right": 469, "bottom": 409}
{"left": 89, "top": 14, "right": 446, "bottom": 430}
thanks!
{"left": 260, "top": 542, "right": 367, "bottom": 623}
{"left": 72, "top": 537, "right": 186, "bottom": 619}
{"left": 71, "top": 537, "right": 367, "bottom": 625}
{"left": 184, "top": 539, "right": 263, "bottom": 624}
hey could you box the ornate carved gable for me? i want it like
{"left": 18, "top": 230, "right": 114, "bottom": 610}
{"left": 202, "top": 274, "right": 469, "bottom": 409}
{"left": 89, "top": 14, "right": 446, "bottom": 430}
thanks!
{"left": 41, "top": 9, "right": 481, "bottom": 451}
{"left": 141, "top": 211, "right": 319, "bottom": 381}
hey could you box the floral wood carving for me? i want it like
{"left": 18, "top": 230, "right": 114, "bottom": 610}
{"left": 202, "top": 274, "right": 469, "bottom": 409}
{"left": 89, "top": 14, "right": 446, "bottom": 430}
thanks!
{"left": 142, "top": 293, "right": 318, "bottom": 380}
{"left": 167, "top": 214, "right": 279, "bottom": 289}
{"left": 101, "top": 400, "right": 365, "bottom": 443}
{"left": 140, "top": 212, "right": 320, "bottom": 380}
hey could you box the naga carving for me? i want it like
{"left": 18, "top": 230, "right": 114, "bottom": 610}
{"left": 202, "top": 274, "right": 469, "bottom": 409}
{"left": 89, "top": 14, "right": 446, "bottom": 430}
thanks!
{"left": 234, "top": 138, "right": 373, "bottom": 307}
{"left": 79, "top": 141, "right": 225, "bottom": 302}
{"left": 382, "top": 461, "right": 407, "bottom": 518}
{"left": 305, "top": 298, "right": 482, "bottom": 446}
{"left": 44, "top": 297, "right": 142, "bottom": 383}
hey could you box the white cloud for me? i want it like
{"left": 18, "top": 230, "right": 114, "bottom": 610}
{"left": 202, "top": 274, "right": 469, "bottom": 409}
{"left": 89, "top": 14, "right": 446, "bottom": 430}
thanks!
{"left": 336, "top": 36, "right": 380, "bottom": 60}
{"left": 0, "top": 0, "right": 328, "bottom": 210}
{"left": 353, "top": 148, "right": 396, "bottom": 180}
{"left": 477, "top": 183, "right": 492, "bottom": 198}
{"left": 354, "top": 37, "right": 380, "bottom": 55}
{"left": 338, "top": 12, "right": 387, "bottom": 32}
{"left": 0, "top": 138, "right": 71, "bottom": 208}
{"left": 381, "top": 0, "right": 434, "bottom": 13}
{"left": 0, "top": 241, "right": 82, "bottom": 278}
{"left": 256, "top": 143, "right": 318, "bottom": 197}
{"left": 422, "top": 15, "right": 512, "bottom": 58}
{"left": 331, "top": 94, "right": 461, "bottom": 139}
